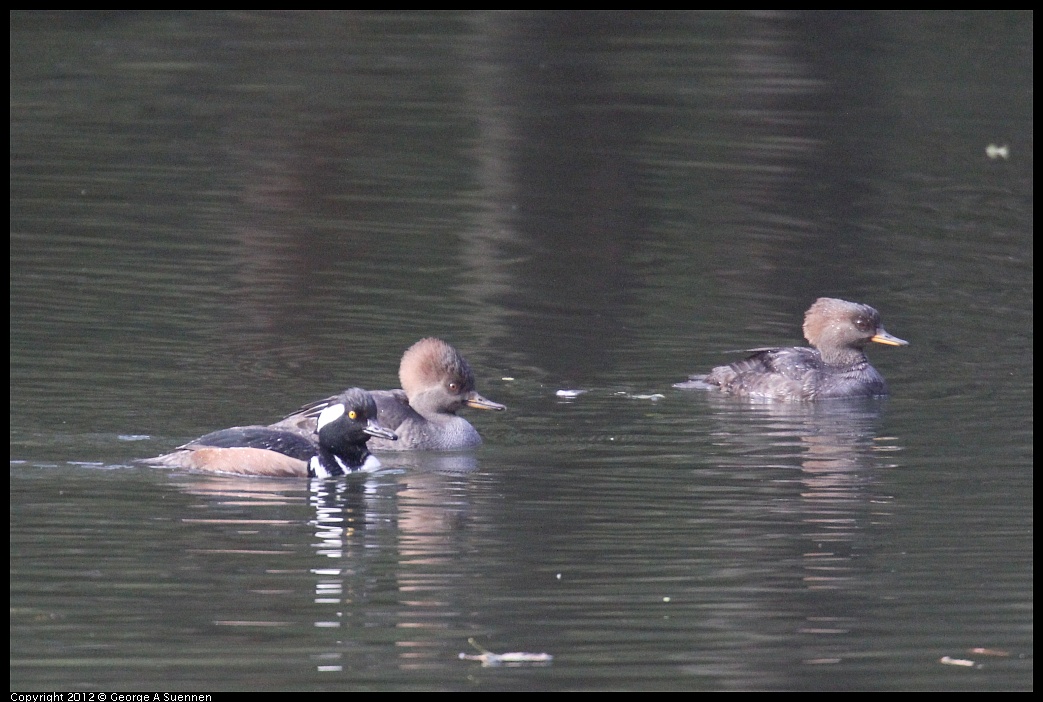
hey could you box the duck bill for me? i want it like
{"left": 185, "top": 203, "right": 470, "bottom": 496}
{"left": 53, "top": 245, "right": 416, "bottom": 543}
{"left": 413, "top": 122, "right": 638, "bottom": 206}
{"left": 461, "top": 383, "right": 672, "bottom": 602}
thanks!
{"left": 466, "top": 391, "right": 506, "bottom": 411}
{"left": 364, "top": 419, "right": 398, "bottom": 442}
{"left": 871, "top": 329, "right": 909, "bottom": 347}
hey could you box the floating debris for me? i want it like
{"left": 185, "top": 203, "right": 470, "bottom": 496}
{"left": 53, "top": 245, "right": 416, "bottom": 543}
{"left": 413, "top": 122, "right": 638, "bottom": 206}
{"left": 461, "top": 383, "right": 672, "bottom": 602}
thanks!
{"left": 614, "top": 391, "right": 665, "bottom": 401}
{"left": 969, "top": 647, "right": 1010, "bottom": 657}
{"left": 459, "top": 638, "right": 553, "bottom": 667}
{"left": 986, "top": 143, "right": 1010, "bottom": 160}
{"left": 555, "top": 389, "right": 587, "bottom": 398}
{"left": 939, "top": 656, "right": 976, "bottom": 667}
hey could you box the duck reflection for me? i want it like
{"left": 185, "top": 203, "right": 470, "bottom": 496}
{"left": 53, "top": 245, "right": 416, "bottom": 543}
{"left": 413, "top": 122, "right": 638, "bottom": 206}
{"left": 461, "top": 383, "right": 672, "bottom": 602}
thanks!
{"left": 692, "top": 393, "right": 905, "bottom": 669}
{"left": 170, "top": 452, "right": 481, "bottom": 675}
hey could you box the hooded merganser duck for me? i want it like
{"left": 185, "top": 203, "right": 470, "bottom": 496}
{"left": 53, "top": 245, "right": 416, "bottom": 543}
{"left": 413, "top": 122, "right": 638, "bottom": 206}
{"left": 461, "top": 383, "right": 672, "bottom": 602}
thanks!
{"left": 143, "top": 388, "right": 398, "bottom": 477}
{"left": 673, "top": 297, "right": 908, "bottom": 400}
{"left": 272, "top": 337, "right": 506, "bottom": 450}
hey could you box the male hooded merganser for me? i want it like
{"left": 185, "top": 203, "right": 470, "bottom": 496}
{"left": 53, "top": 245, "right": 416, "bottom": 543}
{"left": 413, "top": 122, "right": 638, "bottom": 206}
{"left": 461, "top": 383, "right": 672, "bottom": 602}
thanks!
{"left": 673, "top": 297, "right": 908, "bottom": 400}
{"left": 273, "top": 337, "right": 506, "bottom": 450}
{"left": 143, "top": 388, "right": 398, "bottom": 477}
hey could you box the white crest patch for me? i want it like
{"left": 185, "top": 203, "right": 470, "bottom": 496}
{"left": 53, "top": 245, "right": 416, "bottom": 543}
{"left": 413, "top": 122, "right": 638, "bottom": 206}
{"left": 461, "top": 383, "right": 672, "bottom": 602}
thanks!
{"left": 316, "top": 403, "right": 346, "bottom": 430}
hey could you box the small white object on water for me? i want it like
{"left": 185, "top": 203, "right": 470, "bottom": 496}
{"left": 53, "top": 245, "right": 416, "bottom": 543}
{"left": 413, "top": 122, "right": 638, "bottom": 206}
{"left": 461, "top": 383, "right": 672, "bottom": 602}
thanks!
{"left": 555, "top": 389, "right": 587, "bottom": 398}
{"left": 460, "top": 638, "right": 553, "bottom": 667}
{"left": 986, "top": 143, "right": 1010, "bottom": 160}
{"left": 614, "top": 391, "right": 666, "bottom": 401}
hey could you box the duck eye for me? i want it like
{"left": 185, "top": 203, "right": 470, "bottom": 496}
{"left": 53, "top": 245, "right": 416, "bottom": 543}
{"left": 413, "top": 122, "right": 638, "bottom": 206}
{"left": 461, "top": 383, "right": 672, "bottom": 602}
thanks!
{"left": 348, "top": 410, "right": 358, "bottom": 420}
{"left": 448, "top": 382, "right": 459, "bottom": 391}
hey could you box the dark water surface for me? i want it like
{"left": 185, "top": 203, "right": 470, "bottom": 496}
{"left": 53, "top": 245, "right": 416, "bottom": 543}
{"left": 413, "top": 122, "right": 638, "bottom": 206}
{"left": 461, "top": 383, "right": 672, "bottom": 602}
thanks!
{"left": 11, "top": 11, "right": 1032, "bottom": 691}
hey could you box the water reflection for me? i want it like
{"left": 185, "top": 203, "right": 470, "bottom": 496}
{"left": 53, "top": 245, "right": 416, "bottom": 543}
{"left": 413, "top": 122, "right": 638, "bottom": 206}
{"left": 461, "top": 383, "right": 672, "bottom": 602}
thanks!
{"left": 10, "top": 9, "right": 1033, "bottom": 690}
{"left": 703, "top": 396, "right": 900, "bottom": 556}
{"left": 693, "top": 394, "right": 902, "bottom": 667}
{"left": 170, "top": 457, "right": 484, "bottom": 677}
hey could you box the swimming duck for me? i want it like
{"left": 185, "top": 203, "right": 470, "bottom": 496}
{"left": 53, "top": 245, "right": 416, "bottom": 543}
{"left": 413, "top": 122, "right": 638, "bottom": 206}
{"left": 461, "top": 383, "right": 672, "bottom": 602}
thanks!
{"left": 673, "top": 297, "right": 908, "bottom": 400}
{"left": 143, "top": 388, "right": 397, "bottom": 477}
{"left": 273, "top": 337, "right": 505, "bottom": 450}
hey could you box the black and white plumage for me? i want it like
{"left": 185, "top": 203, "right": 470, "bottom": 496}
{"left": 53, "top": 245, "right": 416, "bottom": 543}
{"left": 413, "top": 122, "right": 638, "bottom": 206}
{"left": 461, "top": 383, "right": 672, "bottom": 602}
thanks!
{"left": 143, "top": 388, "right": 397, "bottom": 477}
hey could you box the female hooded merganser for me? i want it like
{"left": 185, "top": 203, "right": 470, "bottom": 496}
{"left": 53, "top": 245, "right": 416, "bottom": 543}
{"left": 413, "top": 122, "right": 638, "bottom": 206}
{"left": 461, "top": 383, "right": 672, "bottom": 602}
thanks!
{"left": 673, "top": 297, "right": 908, "bottom": 400}
{"left": 273, "top": 337, "right": 506, "bottom": 450}
{"left": 143, "top": 388, "right": 398, "bottom": 477}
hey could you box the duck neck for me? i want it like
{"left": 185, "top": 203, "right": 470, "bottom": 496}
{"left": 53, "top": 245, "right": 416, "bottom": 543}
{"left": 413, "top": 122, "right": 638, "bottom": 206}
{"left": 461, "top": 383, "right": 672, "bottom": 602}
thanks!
{"left": 310, "top": 443, "right": 372, "bottom": 477}
{"left": 819, "top": 345, "right": 869, "bottom": 370}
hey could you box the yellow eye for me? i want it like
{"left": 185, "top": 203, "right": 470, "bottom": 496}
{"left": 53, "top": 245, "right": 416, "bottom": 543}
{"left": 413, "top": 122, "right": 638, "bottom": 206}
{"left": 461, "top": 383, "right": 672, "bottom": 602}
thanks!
{"left": 348, "top": 410, "right": 358, "bottom": 420}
